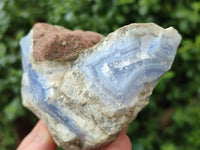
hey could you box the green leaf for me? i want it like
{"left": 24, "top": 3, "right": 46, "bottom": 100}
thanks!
{"left": 0, "top": 42, "right": 7, "bottom": 57}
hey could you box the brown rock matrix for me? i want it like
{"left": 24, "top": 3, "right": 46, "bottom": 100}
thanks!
{"left": 33, "top": 23, "right": 103, "bottom": 62}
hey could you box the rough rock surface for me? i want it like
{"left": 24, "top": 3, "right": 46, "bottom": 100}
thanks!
{"left": 20, "top": 23, "right": 181, "bottom": 150}
{"left": 33, "top": 23, "right": 103, "bottom": 61}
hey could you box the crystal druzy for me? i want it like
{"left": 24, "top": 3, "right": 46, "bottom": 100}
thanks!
{"left": 20, "top": 23, "right": 181, "bottom": 150}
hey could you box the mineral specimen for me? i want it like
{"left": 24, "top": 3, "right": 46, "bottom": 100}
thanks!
{"left": 20, "top": 23, "right": 181, "bottom": 150}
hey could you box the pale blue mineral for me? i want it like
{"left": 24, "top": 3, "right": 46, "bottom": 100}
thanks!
{"left": 20, "top": 23, "right": 181, "bottom": 150}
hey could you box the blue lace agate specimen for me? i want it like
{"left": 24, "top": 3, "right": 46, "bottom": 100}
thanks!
{"left": 20, "top": 23, "right": 181, "bottom": 150}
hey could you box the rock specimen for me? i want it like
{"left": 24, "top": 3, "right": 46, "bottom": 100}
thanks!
{"left": 20, "top": 23, "right": 181, "bottom": 150}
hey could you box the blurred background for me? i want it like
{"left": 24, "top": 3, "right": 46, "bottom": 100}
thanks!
{"left": 0, "top": 0, "right": 200, "bottom": 150}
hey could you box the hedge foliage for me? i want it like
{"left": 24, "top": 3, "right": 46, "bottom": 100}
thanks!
{"left": 0, "top": 0, "right": 200, "bottom": 150}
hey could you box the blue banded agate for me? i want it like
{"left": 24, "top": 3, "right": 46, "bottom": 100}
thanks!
{"left": 20, "top": 23, "right": 181, "bottom": 150}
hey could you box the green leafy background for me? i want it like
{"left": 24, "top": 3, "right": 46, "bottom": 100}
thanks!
{"left": 0, "top": 0, "right": 199, "bottom": 150}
